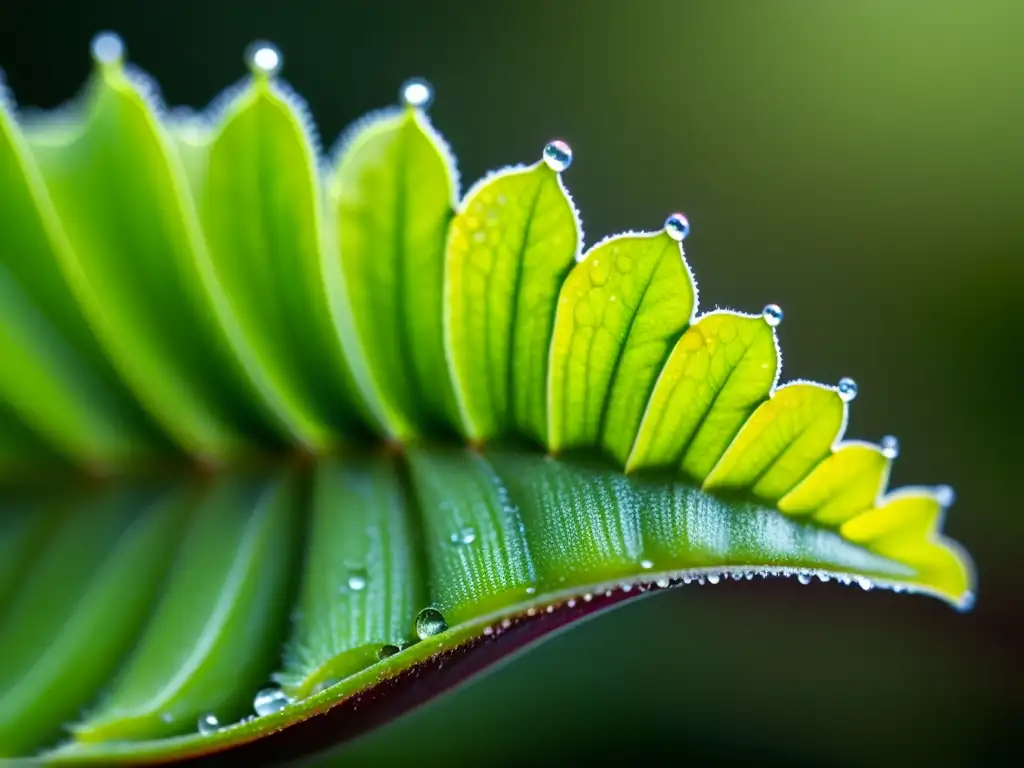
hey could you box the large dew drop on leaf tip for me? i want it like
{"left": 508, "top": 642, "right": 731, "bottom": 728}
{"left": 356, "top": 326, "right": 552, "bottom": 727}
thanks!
{"left": 245, "top": 41, "right": 282, "bottom": 77}
{"left": 881, "top": 434, "right": 900, "bottom": 459}
{"left": 762, "top": 303, "right": 784, "bottom": 327}
{"left": 664, "top": 212, "right": 690, "bottom": 241}
{"left": 542, "top": 139, "right": 573, "bottom": 171}
{"left": 400, "top": 77, "right": 433, "bottom": 109}
{"left": 838, "top": 377, "right": 859, "bottom": 402}
{"left": 90, "top": 31, "right": 124, "bottom": 67}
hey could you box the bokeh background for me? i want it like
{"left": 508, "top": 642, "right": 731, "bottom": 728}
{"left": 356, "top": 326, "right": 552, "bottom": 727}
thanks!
{"left": 1, "top": 0, "right": 1020, "bottom": 765}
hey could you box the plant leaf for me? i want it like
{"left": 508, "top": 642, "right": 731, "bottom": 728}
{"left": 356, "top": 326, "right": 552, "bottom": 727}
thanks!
{"left": 191, "top": 73, "right": 370, "bottom": 448}
{"left": 0, "top": 38, "right": 974, "bottom": 765}
{"left": 327, "top": 104, "right": 459, "bottom": 439}
{"left": 73, "top": 472, "right": 301, "bottom": 742}
{"left": 0, "top": 97, "right": 165, "bottom": 468}
{"left": 548, "top": 231, "right": 696, "bottom": 464}
{"left": 0, "top": 486, "right": 187, "bottom": 756}
{"left": 277, "top": 455, "right": 424, "bottom": 699}
{"left": 626, "top": 310, "right": 778, "bottom": 480}
{"left": 23, "top": 61, "right": 292, "bottom": 458}
{"left": 445, "top": 162, "right": 579, "bottom": 444}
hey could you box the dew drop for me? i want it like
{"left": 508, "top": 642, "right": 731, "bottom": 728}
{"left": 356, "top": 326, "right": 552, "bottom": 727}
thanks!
{"left": 797, "top": 573, "right": 812, "bottom": 585}
{"left": 160, "top": 712, "right": 174, "bottom": 724}
{"left": 377, "top": 644, "right": 400, "bottom": 660}
{"left": 197, "top": 713, "right": 220, "bottom": 735}
{"left": 656, "top": 577, "right": 670, "bottom": 589}
{"left": 881, "top": 435, "right": 900, "bottom": 460}
{"left": 640, "top": 559, "right": 653, "bottom": 570}
{"left": 837, "top": 377, "right": 858, "bottom": 402}
{"left": 400, "top": 77, "right": 433, "bottom": 109}
{"left": 525, "top": 585, "right": 536, "bottom": 595}
{"left": 415, "top": 607, "right": 448, "bottom": 639}
{"left": 858, "top": 577, "right": 875, "bottom": 591}
{"left": 449, "top": 526, "right": 476, "bottom": 545}
{"left": 253, "top": 686, "right": 289, "bottom": 717}
{"left": 542, "top": 140, "right": 573, "bottom": 172}
{"left": 936, "top": 484, "right": 956, "bottom": 507}
{"left": 745, "top": 572, "right": 754, "bottom": 581}
{"left": 664, "top": 212, "right": 690, "bottom": 241}
{"left": 817, "top": 573, "right": 831, "bottom": 583}
{"left": 245, "top": 41, "right": 282, "bottom": 77}
{"left": 346, "top": 570, "right": 367, "bottom": 592}
{"left": 91, "top": 32, "right": 125, "bottom": 66}
{"left": 762, "top": 303, "right": 784, "bottom": 327}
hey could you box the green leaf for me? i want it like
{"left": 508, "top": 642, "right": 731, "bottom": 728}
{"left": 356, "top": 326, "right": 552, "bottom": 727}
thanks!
{"left": 277, "top": 455, "right": 424, "bottom": 699}
{"left": 193, "top": 74, "right": 369, "bottom": 448}
{"left": 73, "top": 471, "right": 301, "bottom": 743}
{"left": 703, "top": 382, "right": 846, "bottom": 502}
{"left": 445, "top": 161, "right": 579, "bottom": 444}
{"left": 0, "top": 98, "right": 164, "bottom": 467}
{"left": 548, "top": 231, "right": 696, "bottom": 464}
{"left": 627, "top": 310, "right": 778, "bottom": 480}
{"left": 24, "top": 61, "right": 291, "bottom": 459}
{"left": 407, "top": 446, "right": 535, "bottom": 623}
{"left": 0, "top": 38, "right": 974, "bottom": 765}
{"left": 327, "top": 104, "right": 460, "bottom": 439}
{"left": 0, "top": 487, "right": 187, "bottom": 756}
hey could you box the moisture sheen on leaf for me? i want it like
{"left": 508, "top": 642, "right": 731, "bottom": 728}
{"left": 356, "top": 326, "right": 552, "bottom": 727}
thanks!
{"left": 194, "top": 75, "right": 369, "bottom": 448}
{"left": 548, "top": 231, "right": 696, "bottom": 465}
{"left": 445, "top": 162, "right": 579, "bottom": 445}
{"left": 328, "top": 105, "right": 460, "bottom": 439}
{"left": 0, "top": 37, "right": 975, "bottom": 766}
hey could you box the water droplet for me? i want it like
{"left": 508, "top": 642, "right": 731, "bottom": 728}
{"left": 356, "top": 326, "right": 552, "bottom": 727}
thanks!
{"left": 400, "top": 77, "right": 433, "bottom": 109}
{"left": 313, "top": 678, "right": 340, "bottom": 694}
{"left": 346, "top": 570, "right": 367, "bottom": 591}
{"left": 707, "top": 574, "right": 720, "bottom": 585}
{"left": 583, "top": 592, "right": 593, "bottom": 602}
{"left": 253, "top": 686, "right": 289, "bottom": 717}
{"left": 415, "top": 607, "right": 448, "bottom": 640}
{"left": 682, "top": 575, "right": 692, "bottom": 585}
{"left": 377, "top": 644, "right": 400, "bottom": 660}
{"left": 160, "top": 712, "right": 174, "bottom": 724}
{"left": 762, "top": 303, "right": 784, "bottom": 327}
{"left": 745, "top": 573, "right": 755, "bottom": 581}
{"left": 542, "top": 140, "right": 573, "bottom": 172}
{"left": 797, "top": 573, "right": 812, "bottom": 585}
{"left": 817, "top": 573, "right": 831, "bottom": 583}
{"left": 664, "top": 212, "right": 690, "bottom": 241}
{"left": 197, "top": 713, "right": 220, "bottom": 735}
{"left": 622, "top": 583, "right": 633, "bottom": 593}
{"left": 640, "top": 559, "right": 653, "bottom": 570}
{"left": 656, "top": 577, "right": 670, "bottom": 588}
{"left": 245, "top": 41, "right": 282, "bottom": 77}
{"left": 858, "top": 577, "right": 874, "bottom": 591}
{"left": 449, "top": 526, "right": 476, "bottom": 545}
{"left": 936, "top": 485, "right": 956, "bottom": 507}
{"left": 91, "top": 32, "right": 125, "bottom": 66}
{"left": 525, "top": 586, "right": 536, "bottom": 595}
{"left": 881, "top": 435, "right": 900, "bottom": 459}
{"left": 837, "top": 377, "right": 858, "bottom": 402}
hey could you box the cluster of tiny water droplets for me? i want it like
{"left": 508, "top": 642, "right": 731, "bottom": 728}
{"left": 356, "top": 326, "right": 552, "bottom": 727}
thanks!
{"left": 197, "top": 713, "right": 220, "bottom": 735}
{"left": 837, "top": 377, "right": 858, "bottom": 402}
{"left": 415, "top": 607, "right": 448, "bottom": 640}
{"left": 762, "top": 303, "right": 784, "bottom": 327}
{"left": 400, "top": 77, "right": 433, "bottom": 109}
{"left": 881, "top": 435, "right": 900, "bottom": 459}
{"left": 663, "top": 212, "right": 690, "bottom": 241}
{"left": 245, "top": 41, "right": 282, "bottom": 77}
{"left": 253, "top": 685, "right": 290, "bottom": 717}
{"left": 542, "top": 140, "right": 573, "bottom": 172}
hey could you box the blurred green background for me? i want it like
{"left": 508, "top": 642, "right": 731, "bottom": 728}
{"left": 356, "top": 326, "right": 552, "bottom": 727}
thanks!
{"left": 1, "top": 0, "right": 1020, "bottom": 765}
